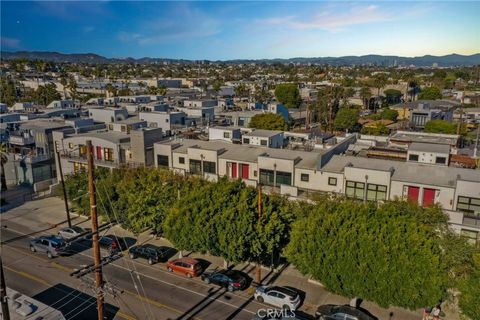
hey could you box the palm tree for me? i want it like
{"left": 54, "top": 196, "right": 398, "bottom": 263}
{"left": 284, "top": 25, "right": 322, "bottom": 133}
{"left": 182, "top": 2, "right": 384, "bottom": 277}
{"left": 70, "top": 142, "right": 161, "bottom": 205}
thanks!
{"left": 373, "top": 74, "right": 387, "bottom": 113}
{"left": 60, "top": 72, "right": 68, "bottom": 99}
{"left": 67, "top": 75, "right": 78, "bottom": 103}
{"left": 1, "top": 143, "right": 8, "bottom": 191}
{"left": 360, "top": 86, "right": 372, "bottom": 110}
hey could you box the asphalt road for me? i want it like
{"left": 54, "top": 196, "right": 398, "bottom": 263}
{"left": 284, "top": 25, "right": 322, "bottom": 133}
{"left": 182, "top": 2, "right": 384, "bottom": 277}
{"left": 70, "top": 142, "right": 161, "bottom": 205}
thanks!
{"left": 1, "top": 223, "right": 271, "bottom": 320}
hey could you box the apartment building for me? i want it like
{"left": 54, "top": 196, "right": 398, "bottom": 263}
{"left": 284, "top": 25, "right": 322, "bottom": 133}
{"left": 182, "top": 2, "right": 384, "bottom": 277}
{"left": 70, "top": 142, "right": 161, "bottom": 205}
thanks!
{"left": 242, "top": 130, "right": 284, "bottom": 148}
{"left": 53, "top": 127, "right": 163, "bottom": 177}
{"left": 88, "top": 107, "right": 129, "bottom": 123}
{"left": 208, "top": 126, "right": 242, "bottom": 143}
{"left": 153, "top": 137, "right": 480, "bottom": 242}
{"left": 138, "top": 111, "right": 188, "bottom": 135}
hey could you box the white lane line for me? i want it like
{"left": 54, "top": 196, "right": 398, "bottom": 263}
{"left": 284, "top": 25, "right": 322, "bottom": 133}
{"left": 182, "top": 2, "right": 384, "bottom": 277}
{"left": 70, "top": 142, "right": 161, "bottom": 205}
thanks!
{"left": 2, "top": 225, "right": 258, "bottom": 315}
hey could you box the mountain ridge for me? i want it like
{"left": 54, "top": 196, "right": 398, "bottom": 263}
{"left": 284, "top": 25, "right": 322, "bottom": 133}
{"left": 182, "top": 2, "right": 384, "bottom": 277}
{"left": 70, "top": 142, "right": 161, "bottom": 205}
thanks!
{"left": 1, "top": 51, "right": 479, "bottom": 66}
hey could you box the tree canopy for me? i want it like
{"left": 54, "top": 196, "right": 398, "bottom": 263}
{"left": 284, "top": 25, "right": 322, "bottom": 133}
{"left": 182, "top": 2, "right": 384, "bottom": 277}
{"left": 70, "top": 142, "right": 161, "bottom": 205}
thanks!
{"left": 249, "top": 113, "right": 289, "bottom": 131}
{"left": 333, "top": 107, "right": 359, "bottom": 132}
{"left": 424, "top": 120, "right": 457, "bottom": 134}
{"left": 274, "top": 83, "right": 301, "bottom": 108}
{"left": 418, "top": 86, "right": 443, "bottom": 100}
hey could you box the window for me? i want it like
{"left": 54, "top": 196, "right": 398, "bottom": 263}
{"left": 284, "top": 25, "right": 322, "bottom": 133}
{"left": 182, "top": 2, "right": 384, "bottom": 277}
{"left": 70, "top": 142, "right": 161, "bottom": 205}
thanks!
{"left": 366, "top": 183, "right": 387, "bottom": 201}
{"left": 259, "top": 169, "right": 292, "bottom": 186}
{"left": 223, "top": 132, "right": 231, "bottom": 139}
{"left": 435, "top": 156, "right": 446, "bottom": 164}
{"left": 457, "top": 196, "right": 480, "bottom": 215}
{"left": 243, "top": 138, "right": 250, "bottom": 144}
{"left": 73, "top": 162, "right": 86, "bottom": 172}
{"left": 121, "top": 125, "right": 126, "bottom": 132}
{"left": 260, "top": 139, "right": 268, "bottom": 146}
{"left": 253, "top": 170, "right": 257, "bottom": 177}
{"left": 165, "top": 118, "right": 169, "bottom": 123}
{"left": 157, "top": 155, "right": 169, "bottom": 167}
{"left": 203, "top": 161, "right": 216, "bottom": 174}
{"left": 79, "top": 145, "right": 87, "bottom": 156}
{"left": 110, "top": 116, "right": 114, "bottom": 122}
{"left": 328, "top": 177, "right": 337, "bottom": 186}
{"left": 346, "top": 181, "right": 365, "bottom": 199}
{"left": 54, "top": 141, "right": 59, "bottom": 152}
{"left": 189, "top": 159, "right": 202, "bottom": 174}
{"left": 461, "top": 229, "right": 478, "bottom": 245}
{"left": 179, "top": 157, "right": 185, "bottom": 164}
{"left": 409, "top": 154, "right": 419, "bottom": 161}
{"left": 103, "top": 148, "right": 114, "bottom": 161}
{"left": 68, "top": 143, "right": 73, "bottom": 149}
{"left": 301, "top": 173, "right": 309, "bottom": 182}
{"left": 108, "top": 124, "right": 113, "bottom": 131}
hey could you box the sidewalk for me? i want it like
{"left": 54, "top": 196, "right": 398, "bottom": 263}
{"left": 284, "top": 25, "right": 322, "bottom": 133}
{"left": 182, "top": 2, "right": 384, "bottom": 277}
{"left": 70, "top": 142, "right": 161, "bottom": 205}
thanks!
{"left": 3, "top": 196, "right": 460, "bottom": 320}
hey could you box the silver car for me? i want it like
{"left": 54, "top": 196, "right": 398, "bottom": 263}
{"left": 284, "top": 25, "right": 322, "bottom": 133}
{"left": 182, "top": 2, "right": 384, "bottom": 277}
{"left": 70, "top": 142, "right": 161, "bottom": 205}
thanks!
{"left": 30, "top": 235, "right": 67, "bottom": 259}
{"left": 58, "top": 226, "right": 90, "bottom": 240}
{"left": 254, "top": 286, "right": 301, "bottom": 311}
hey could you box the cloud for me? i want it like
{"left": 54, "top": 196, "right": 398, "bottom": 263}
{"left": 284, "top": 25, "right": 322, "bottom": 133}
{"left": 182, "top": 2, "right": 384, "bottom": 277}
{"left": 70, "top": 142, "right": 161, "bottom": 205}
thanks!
{"left": 262, "top": 4, "right": 391, "bottom": 33}
{"left": 117, "top": 3, "right": 221, "bottom": 45}
{"left": 1, "top": 36, "right": 21, "bottom": 49}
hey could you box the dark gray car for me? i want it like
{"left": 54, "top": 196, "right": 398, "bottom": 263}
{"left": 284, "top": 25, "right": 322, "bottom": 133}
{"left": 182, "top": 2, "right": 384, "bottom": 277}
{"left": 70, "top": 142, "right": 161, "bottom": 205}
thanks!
{"left": 30, "top": 235, "right": 68, "bottom": 259}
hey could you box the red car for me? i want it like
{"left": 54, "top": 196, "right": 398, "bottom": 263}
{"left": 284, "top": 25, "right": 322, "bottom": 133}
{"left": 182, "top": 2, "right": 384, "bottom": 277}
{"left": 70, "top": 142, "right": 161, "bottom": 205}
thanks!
{"left": 167, "top": 257, "right": 202, "bottom": 278}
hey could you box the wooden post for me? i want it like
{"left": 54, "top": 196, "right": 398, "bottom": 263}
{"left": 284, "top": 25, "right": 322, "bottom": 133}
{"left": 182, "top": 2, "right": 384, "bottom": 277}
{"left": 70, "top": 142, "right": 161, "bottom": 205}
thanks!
{"left": 87, "top": 140, "right": 104, "bottom": 320}
{"left": 56, "top": 150, "right": 72, "bottom": 228}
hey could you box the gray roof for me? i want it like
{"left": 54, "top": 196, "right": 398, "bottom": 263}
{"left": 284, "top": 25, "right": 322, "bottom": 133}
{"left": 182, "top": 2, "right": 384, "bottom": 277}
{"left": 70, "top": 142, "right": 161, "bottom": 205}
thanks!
{"left": 323, "top": 155, "right": 480, "bottom": 187}
{"left": 157, "top": 139, "right": 323, "bottom": 169}
{"left": 20, "top": 119, "right": 70, "bottom": 131}
{"left": 390, "top": 131, "right": 459, "bottom": 146}
{"left": 392, "top": 100, "right": 460, "bottom": 110}
{"left": 408, "top": 142, "right": 451, "bottom": 154}
{"left": 244, "top": 129, "right": 283, "bottom": 138}
{"left": 115, "top": 117, "right": 145, "bottom": 125}
{"left": 68, "top": 131, "right": 130, "bottom": 144}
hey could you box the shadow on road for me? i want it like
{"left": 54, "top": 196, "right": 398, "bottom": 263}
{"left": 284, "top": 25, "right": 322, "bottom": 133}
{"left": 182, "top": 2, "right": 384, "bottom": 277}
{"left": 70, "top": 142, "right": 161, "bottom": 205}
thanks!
{"left": 32, "top": 283, "right": 120, "bottom": 320}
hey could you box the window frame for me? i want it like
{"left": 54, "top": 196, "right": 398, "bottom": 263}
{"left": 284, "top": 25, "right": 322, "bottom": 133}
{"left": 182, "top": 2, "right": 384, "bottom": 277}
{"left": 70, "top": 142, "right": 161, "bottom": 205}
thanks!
{"left": 178, "top": 157, "right": 185, "bottom": 165}
{"left": 409, "top": 154, "right": 419, "bottom": 161}
{"left": 345, "top": 180, "right": 365, "bottom": 199}
{"left": 435, "top": 156, "right": 446, "bottom": 164}
{"left": 457, "top": 196, "right": 480, "bottom": 215}
{"left": 328, "top": 177, "right": 337, "bottom": 186}
{"left": 366, "top": 183, "right": 388, "bottom": 201}
{"left": 300, "top": 173, "right": 309, "bottom": 182}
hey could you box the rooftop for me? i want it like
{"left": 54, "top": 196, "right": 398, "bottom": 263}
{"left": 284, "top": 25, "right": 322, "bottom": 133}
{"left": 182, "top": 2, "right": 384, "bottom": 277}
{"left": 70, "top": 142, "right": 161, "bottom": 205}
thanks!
{"left": 67, "top": 131, "right": 130, "bottom": 144}
{"left": 389, "top": 131, "right": 459, "bottom": 146}
{"left": 408, "top": 142, "right": 451, "bottom": 154}
{"left": 243, "top": 129, "right": 283, "bottom": 137}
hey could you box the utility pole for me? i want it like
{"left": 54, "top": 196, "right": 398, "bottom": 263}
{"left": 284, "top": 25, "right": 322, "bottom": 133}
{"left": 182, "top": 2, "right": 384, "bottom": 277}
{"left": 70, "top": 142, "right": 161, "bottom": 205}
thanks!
{"left": 56, "top": 150, "right": 72, "bottom": 228}
{"left": 1, "top": 255, "right": 10, "bottom": 320}
{"left": 87, "top": 140, "right": 104, "bottom": 320}
{"left": 473, "top": 122, "right": 480, "bottom": 159}
{"left": 256, "top": 184, "right": 262, "bottom": 284}
{"left": 457, "top": 90, "right": 465, "bottom": 136}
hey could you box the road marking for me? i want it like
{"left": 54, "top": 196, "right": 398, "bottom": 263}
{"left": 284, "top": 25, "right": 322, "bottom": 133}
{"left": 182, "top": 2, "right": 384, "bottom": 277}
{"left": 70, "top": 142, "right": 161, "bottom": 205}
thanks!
{"left": 4, "top": 265, "right": 50, "bottom": 286}
{"left": 123, "top": 288, "right": 202, "bottom": 320}
{"left": 116, "top": 311, "right": 137, "bottom": 320}
{"left": 3, "top": 225, "right": 258, "bottom": 315}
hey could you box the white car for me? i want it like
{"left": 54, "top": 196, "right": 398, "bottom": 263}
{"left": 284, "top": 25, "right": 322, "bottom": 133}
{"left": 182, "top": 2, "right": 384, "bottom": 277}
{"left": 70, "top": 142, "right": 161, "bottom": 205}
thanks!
{"left": 254, "top": 286, "right": 301, "bottom": 311}
{"left": 58, "top": 226, "right": 90, "bottom": 240}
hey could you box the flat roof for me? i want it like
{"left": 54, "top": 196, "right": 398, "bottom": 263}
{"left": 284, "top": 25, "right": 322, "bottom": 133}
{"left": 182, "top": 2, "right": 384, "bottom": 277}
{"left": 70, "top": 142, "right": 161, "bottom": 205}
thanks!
{"left": 390, "top": 131, "right": 459, "bottom": 146}
{"left": 323, "top": 155, "right": 480, "bottom": 187}
{"left": 209, "top": 126, "right": 242, "bottom": 131}
{"left": 115, "top": 117, "right": 145, "bottom": 125}
{"left": 408, "top": 142, "right": 450, "bottom": 154}
{"left": 20, "top": 119, "right": 69, "bottom": 131}
{"left": 244, "top": 129, "right": 283, "bottom": 137}
{"left": 67, "top": 131, "right": 130, "bottom": 144}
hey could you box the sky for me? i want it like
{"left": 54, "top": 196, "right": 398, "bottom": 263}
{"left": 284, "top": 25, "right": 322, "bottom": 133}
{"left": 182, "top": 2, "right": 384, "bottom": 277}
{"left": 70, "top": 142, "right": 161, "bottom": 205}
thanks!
{"left": 1, "top": 1, "right": 479, "bottom": 60}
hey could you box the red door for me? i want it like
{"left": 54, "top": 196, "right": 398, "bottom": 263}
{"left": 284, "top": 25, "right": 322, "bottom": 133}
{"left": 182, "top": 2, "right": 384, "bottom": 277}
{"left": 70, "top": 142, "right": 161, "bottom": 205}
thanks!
{"left": 96, "top": 146, "right": 102, "bottom": 160}
{"left": 230, "top": 162, "right": 237, "bottom": 178}
{"left": 241, "top": 164, "right": 249, "bottom": 179}
{"left": 407, "top": 186, "right": 420, "bottom": 203}
{"left": 422, "top": 188, "right": 436, "bottom": 207}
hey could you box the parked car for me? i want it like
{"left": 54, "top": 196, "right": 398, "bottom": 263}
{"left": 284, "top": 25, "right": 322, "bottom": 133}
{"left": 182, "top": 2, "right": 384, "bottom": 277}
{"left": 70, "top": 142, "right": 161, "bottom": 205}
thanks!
{"left": 29, "top": 235, "right": 68, "bottom": 259}
{"left": 167, "top": 257, "right": 202, "bottom": 278}
{"left": 128, "top": 244, "right": 172, "bottom": 265}
{"left": 99, "top": 235, "right": 125, "bottom": 254}
{"left": 252, "top": 311, "right": 311, "bottom": 320}
{"left": 254, "top": 286, "right": 301, "bottom": 311}
{"left": 58, "top": 226, "right": 90, "bottom": 240}
{"left": 201, "top": 269, "right": 248, "bottom": 291}
{"left": 315, "top": 304, "right": 377, "bottom": 320}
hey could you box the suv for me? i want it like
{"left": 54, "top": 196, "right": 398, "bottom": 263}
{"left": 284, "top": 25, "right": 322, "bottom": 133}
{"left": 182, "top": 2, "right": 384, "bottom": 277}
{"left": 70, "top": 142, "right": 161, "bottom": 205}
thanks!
{"left": 128, "top": 244, "right": 172, "bottom": 265}
{"left": 58, "top": 226, "right": 90, "bottom": 240}
{"left": 30, "top": 236, "right": 68, "bottom": 259}
{"left": 254, "top": 286, "right": 301, "bottom": 311}
{"left": 99, "top": 235, "right": 125, "bottom": 255}
{"left": 315, "top": 304, "right": 378, "bottom": 320}
{"left": 201, "top": 269, "right": 248, "bottom": 291}
{"left": 167, "top": 257, "right": 202, "bottom": 278}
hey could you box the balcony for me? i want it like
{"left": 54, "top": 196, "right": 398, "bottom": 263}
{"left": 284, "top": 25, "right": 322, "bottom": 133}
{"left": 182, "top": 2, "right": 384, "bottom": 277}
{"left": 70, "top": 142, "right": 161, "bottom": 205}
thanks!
{"left": 445, "top": 210, "right": 480, "bottom": 231}
{"left": 9, "top": 135, "right": 35, "bottom": 145}
{"left": 13, "top": 153, "right": 50, "bottom": 164}
{"left": 61, "top": 153, "right": 122, "bottom": 169}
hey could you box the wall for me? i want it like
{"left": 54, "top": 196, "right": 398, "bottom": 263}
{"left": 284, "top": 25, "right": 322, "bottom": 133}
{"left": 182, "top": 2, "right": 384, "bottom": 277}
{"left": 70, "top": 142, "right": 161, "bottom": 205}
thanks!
{"left": 407, "top": 151, "right": 449, "bottom": 165}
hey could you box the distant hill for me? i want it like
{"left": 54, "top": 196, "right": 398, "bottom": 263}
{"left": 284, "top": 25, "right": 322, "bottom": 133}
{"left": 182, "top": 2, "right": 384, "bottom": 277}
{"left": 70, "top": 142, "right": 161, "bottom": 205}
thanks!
{"left": 1, "top": 51, "right": 479, "bottom": 66}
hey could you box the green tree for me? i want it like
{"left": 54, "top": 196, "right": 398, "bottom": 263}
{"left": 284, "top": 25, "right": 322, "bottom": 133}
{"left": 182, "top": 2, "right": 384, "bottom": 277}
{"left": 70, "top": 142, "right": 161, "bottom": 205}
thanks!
{"left": 380, "top": 108, "right": 399, "bottom": 121}
{"left": 249, "top": 113, "right": 289, "bottom": 131}
{"left": 0, "top": 76, "right": 19, "bottom": 107}
{"left": 285, "top": 199, "right": 450, "bottom": 309}
{"left": 274, "top": 83, "right": 301, "bottom": 108}
{"left": 34, "top": 83, "right": 61, "bottom": 106}
{"left": 333, "top": 107, "right": 359, "bottom": 132}
{"left": 418, "top": 86, "right": 443, "bottom": 100}
{"left": 383, "top": 89, "right": 402, "bottom": 105}
{"left": 424, "top": 120, "right": 457, "bottom": 134}
{"left": 360, "top": 86, "right": 372, "bottom": 110}
{"left": 360, "top": 122, "right": 389, "bottom": 135}
{"left": 458, "top": 253, "right": 480, "bottom": 320}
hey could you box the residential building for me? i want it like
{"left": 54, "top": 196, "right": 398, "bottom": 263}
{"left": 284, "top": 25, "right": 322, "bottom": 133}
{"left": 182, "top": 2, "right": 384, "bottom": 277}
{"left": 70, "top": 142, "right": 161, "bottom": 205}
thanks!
{"left": 0, "top": 103, "right": 7, "bottom": 114}
{"left": 388, "top": 131, "right": 460, "bottom": 151}
{"left": 108, "top": 118, "right": 148, "bottom": 133}
{"left": 242, "top": 130, "right": 284, "bottom": 148}
{"left": 407, "top": 142, "right": 450, "bottom": 165}
{"left": 139, "top": 111, "right": 188, "bottom": 135}
{"left": 87, "top": 107, "right": 129, "bottom": 123}
{"left": 208, "top": 126, "right": 242, "bottom": 143}
{"left": 47, "top": 99, "right": 76, "bottom": 109}
{"left": 183, "top": 99, "right": 217, "bottom": 108}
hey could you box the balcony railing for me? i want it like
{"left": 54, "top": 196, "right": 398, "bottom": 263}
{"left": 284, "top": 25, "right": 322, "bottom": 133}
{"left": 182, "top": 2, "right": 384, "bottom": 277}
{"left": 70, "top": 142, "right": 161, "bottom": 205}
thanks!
{"left": 13, "top": 153, "right": 50, "bottom": 164}
{"left": 9, "top": 135, "right": 35, "bottom": 145}
{"left": 463, "top": 214, "right": 480, "bottom": 228}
